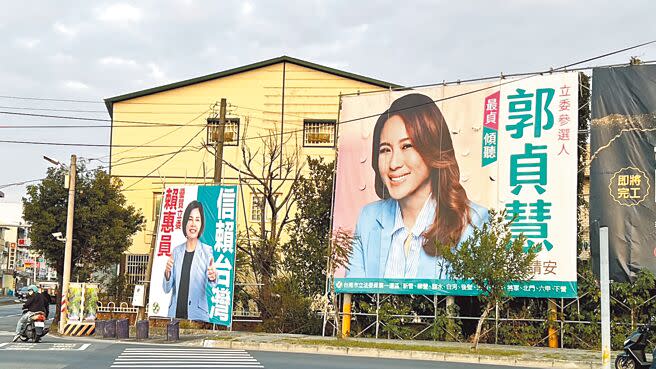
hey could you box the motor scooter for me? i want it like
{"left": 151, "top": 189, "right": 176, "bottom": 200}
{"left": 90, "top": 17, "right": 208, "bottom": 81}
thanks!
{"left": 15, "top": 311, "right": 49, "bottom": 343}
{"left": 615, "top": 324, "right": 654, "bottom": 369}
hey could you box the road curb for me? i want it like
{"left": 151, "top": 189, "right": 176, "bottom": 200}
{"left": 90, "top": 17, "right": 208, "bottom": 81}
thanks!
{"left": 202, "top": 339, "right": 599, "bottom": 369}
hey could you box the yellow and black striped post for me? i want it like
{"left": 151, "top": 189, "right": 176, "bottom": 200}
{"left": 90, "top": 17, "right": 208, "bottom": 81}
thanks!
{"left": 63, "top": 323, "right": 95, "bottom": 336}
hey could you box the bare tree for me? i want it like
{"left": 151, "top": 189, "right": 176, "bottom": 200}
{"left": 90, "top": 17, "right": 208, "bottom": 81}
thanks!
{"left": 220, "top": 123, "right": 305, "bottom": 319}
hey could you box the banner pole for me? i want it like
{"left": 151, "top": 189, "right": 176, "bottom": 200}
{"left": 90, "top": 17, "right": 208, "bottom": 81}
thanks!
{"left": 600, "top": 226, "right": 611, "bottom": 369}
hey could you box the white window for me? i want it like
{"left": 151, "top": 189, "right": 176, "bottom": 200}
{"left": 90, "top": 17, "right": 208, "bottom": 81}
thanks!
{"left": 207, "top": 118, "right": 240, "bottom": 146}
{"left": 125, "top": 254, "right": 149, "bottom": 287}
{"left": 303, "top": 120, "right": 336, "bottom": 147}
{"left": 250, "top": 192, "right": 280, "bottom": 223}
{"left": 251, "top": 193, "right": 266, "bottom": 222}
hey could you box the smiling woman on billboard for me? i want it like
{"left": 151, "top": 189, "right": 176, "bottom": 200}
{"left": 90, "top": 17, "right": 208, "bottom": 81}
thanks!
{"left": 346, "top": 93, "right": 489, "bottom": 279}
{"left": 163, "top": 200, "right": 216, "bottom": 321}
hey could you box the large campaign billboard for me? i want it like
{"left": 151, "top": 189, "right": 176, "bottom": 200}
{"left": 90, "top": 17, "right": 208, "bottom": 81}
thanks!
{"left": 590, "top": 65, "right": 656, "bottom": 282}
{"left": 333, "top": 74, "right": 578, "bottom": 298}
{"left": 148, "top": 185, "right": 238, "bottom": 326}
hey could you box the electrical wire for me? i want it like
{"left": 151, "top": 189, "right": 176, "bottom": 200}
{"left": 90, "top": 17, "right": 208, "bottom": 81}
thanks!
{"left": 0, "top": 124, "right": 196, "bottom": 129}
{"left": 0, "top": 95, "right": 102, "bottom": 103}
{"left": 0, "top": 149, "right": 201, "bottom": 190}
{"left": 0, "top": 106, "right": 108, "bottom": 113}
{"left": 122, "top": 126, "right": 207, "bottom": 191}
{"left": 0, "top": 105, "right": 215, "bottom": 115}
{"left": 0, "top": 178, "right": 44, "bottom": 190}
{"left": 0, "top": 139, "right": 198, "bottom": 148}
{"left": 1, "top": 41, "right": 652, "bottom": 190}
{"left": 1, "top": 41, "right": 651, "bottom": 138}
{"left": 0, "top": 94, "right": 209, "bottom": 105}
{"left": 95, "top": 147, "right": 204, "bottom": 170}
{"left": 90, "top": 108, "right": 212, "bottom": 161}
{"left": 220, "top": 40, "right": 656, "bottom": 144}
{"left": 0, "top": 110, "right": 209, "bottom": 127}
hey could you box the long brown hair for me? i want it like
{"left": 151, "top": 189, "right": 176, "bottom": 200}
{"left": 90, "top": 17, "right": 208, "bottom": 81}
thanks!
{"left": 371, "top": 93, "right": 471, "bottom": 256}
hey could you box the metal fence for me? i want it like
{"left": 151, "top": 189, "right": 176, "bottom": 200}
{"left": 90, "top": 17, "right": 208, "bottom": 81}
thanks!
{"left": 321, "top": 286, "right": 655, "bottom": 350}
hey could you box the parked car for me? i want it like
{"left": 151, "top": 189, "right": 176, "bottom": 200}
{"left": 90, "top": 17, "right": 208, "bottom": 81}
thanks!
{"left": 15, "top": 287, "right": 30, "bottom": 300}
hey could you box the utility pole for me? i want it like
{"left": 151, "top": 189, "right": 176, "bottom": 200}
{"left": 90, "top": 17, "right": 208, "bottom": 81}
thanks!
{"left": 213, "top": 98, "right": 227, "bottom": 184}
{"left": 59, "top": 154, "right": 76, "bottom": 334}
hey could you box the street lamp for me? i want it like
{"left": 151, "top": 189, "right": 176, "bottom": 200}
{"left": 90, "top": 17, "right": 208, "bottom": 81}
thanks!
{"left": 43, "top": 154, "right": 76, "bottom": 334}
{"left": 43, "top": 156, "right": 63, "bottom": 167}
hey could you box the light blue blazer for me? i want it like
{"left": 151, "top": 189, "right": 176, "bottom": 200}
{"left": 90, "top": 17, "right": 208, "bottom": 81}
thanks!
{"left": 346, "top": 199, "right": 489, "bottom": 279}
{"left": 163, "top": 241, "right": 213, "bottom": 321}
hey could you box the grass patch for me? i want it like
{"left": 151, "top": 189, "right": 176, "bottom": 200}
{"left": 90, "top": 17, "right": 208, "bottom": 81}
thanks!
{"left": 282, "top": 338, "right": 523, "bottom": 357}
{"left": 207, "top": 336, "right": 235, "bottom": 341}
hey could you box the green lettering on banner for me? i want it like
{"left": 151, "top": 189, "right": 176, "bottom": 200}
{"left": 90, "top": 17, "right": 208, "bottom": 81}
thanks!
{"left": 482, "top": 127, "right": 498, "bottom": 166}
{"left": 199, "top": 185, "right": 238, "bottom": 327}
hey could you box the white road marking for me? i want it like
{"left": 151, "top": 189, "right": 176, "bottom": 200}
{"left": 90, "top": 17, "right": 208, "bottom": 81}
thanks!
{"left": 0, "top": 342, "right": 90, "bottom": 351}
{"left": 111, "top": 364, "right": 264, "bottom": 368}
{"left": 111, "top": 348, "right": 264, "bottom": 368}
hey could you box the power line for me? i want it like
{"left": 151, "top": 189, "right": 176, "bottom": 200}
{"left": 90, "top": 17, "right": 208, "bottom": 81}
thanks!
{"left": 0, "top": 178, "right": 44, "bottom": 190}
{"left": 0, "top": 124, "right": 198, "bottom": 129}
{"left": 0, "top": 106, "right": 108, "bottom": 113}
{"left": 0, "top": 94, "right": 210, "bottom": 105}
{"left": 2, "top": 43, "right": 649, "bottom": 135}
{"left": 0, "top": 110, "right": 209, "bottom": 127}
{"left": 93, "top": 108, "right": 212, "bottom": 161}
{"left": 226, "top": 40, "right": 656, "bottom": 144}
{"left": 0, "top": 149, "right": 200, "bottom": 190}
{"left": 0, "top": 139, "right": 197, "bottom": 148}
{"left": 0, "top": 95, "right": 102, "bottom": 103}
{"left": 123, "top": 126, "right": 208, "bottom": 190}
{"left": 95, "top": 147, "right": 203, "bottom": 170}
{"left": 0, "top": 41, "right": 651, "bottom": 151}
{"left": 0, "top": 105, "right": 214, "bottom": 115}
{"left": 341, "top": 58, "right": 656, "bottom": 98}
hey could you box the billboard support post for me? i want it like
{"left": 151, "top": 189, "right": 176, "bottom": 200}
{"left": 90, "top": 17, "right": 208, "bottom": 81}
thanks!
{"left": 341, "top": 293, "right": 351, "bottom": 337}
{"left": 600, "top": 226, "right": 611, "bottom": 369}
{"left": 548, "top": 299, "right": 558, "bottom": 348}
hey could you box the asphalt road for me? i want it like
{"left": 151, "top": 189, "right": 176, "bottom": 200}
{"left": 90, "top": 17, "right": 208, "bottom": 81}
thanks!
{"left": 0, "top": 302, "right": 537, "bottom": 369}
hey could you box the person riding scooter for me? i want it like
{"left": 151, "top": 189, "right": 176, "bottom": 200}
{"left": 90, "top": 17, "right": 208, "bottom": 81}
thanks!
{"left": 13, "top": 285, "right": 47, "bottom": 342}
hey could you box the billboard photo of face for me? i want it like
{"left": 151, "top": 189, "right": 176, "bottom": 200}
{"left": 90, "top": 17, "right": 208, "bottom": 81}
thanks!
{"left": 334, "top": 75, "right": 578, "bottom": 298}
{"left": 148, "top": 185, "right": 237, "bottom": 326}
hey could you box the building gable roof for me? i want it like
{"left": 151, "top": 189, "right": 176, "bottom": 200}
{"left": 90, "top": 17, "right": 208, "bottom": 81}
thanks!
{"left": 104, "top": 56, "right": 402, "bottom": 116}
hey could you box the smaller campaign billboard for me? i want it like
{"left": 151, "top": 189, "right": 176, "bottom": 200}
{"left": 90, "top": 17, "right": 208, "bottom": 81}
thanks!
{"left": 66, "top": 283, "right": 98, "bottom": 322}
{"left": 148, "top": 185, "right": 238, "bottom": 326}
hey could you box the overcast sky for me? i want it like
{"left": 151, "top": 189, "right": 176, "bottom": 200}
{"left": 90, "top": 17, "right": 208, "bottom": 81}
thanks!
{"left": 0, "top": 0, "right": 655, "bottom": 205}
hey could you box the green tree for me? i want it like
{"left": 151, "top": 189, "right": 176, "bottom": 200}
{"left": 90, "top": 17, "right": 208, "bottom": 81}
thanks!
{"left": 23, "top": 164, "right": 145, "bottom": 292}
{"left": 440, "top": 210, "right": 538, "bottom": 350}
{"left": 283, "top": 157, "right": 334, "bottom": 296}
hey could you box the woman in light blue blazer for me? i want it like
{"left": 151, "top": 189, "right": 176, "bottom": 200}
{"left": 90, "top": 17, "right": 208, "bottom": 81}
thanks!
{"left": 346, "top": 93, "right": 489, "bottom": 279}
{"left": 163, "top": 200, "right": 217, "bottom": 321}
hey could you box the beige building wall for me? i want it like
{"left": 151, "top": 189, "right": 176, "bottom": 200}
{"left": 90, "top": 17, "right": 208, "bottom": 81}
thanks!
{"left": 108, "top": 58, "right": 398, "bottom": 257}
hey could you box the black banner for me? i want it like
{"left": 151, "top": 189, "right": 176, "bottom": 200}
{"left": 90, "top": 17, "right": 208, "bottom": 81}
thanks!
{"left": 590, "top": 65, "right": 656, "bottom": 282}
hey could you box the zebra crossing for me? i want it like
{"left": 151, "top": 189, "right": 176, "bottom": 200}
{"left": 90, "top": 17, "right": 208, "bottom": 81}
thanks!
{"left": 111, "top": 348, "right": 264, "bottom": 368}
